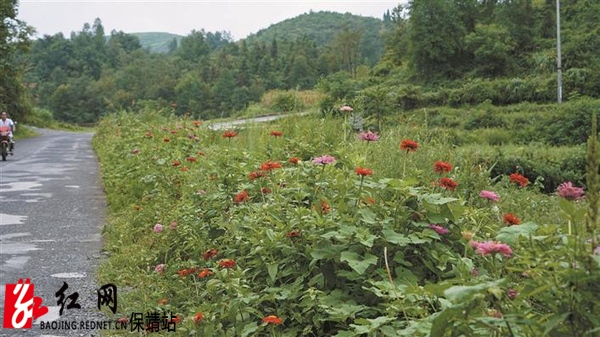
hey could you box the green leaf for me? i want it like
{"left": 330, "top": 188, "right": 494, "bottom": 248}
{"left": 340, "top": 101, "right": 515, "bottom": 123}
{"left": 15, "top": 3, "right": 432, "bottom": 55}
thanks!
{"left": 267, "top": 263, "right": 278, "bottom": 282}
{"left": 382, "top": 230, "right": 411, "bottom": 246}
{"left": 495, "top": 222, "right": 538, "bottom": 245}
{"left": 340, "top": 251, "right": 378, "bottom": 275}
{"left": 543, "top": 312, "right": 570, "bottom": 335}
{"left": 444, "top": 279, "right": 506, "bottom": 301}
{"left": 358, "top": 208, "right": 378, "bottom": 224}
{"left": 240, "top": 322, "right": 258, "bottom": 337}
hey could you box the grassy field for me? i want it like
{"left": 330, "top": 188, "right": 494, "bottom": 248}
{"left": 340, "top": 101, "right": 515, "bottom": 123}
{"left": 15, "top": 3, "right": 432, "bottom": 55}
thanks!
{"left": 93, "top": 104, "right": 600, "bottom": 336}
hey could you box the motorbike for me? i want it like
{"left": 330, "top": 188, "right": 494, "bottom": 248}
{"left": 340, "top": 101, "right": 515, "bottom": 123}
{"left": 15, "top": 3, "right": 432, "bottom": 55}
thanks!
{"left": 0, "top": 125, "right": 10, "bottom": 161}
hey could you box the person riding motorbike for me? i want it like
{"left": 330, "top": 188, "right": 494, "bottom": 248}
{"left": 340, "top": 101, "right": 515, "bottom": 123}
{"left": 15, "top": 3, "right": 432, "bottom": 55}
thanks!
{"left": 0, "top": 111, "right": 16, "bottom": 155}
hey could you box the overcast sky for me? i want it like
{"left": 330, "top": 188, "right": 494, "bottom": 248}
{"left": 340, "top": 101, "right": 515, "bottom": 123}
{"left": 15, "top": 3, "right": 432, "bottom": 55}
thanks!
{"left": 18, "top": 1, "right": 400, "bottom": 40}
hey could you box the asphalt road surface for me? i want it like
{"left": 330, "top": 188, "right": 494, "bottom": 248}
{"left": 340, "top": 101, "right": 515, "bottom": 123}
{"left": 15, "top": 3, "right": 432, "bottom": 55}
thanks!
{"left": 0, "top": 129, "right": 106, "bottom": 336}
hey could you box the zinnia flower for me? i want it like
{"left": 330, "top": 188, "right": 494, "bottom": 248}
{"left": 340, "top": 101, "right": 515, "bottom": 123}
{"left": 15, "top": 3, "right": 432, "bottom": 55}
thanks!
{"left": 180, "top": 166, "right": 189, "bottom": 172}
{"left": 509, "top": 173, "right": 529, "bottom": 187}
{"left": 261, "top": 187, "right": 272, "bottom": 194}
{"left": 185, "top": 156, "right": 197, "bottom": 162}
{"left": 131, "top": 149, "right": 140, "bottom": 154}
{"left": 363, "top": 197, "right": 375, "bottom": 205}
{"left": 158, "top": 299, "right": 169, "bottom": 305}
{"left": 434, "top": 161, "right": 452, "bottom": 174}
{"left": 339, "top": 105, "right": 353, "bottom": 113}
{"left": 169, "top": 315, "right": 181, "bottom": 324}
{"left": 171, "top": 160, "right": 181, "bottom": 167}
{"left": 503, "top": 213, "right": 521, "bottom": 226}
{"left": 203, "top": 248, "right": 218, "bottom": 261}
{"left": 116, "top": 317, "right": 129, "bottom": 324}
{"left": 219, "top": 259, "right": 236, "bottom": 268}
{"left": 556, "top": 182, "right": 584, "bottom": 200}
{"left": 470, "top": 241, "right": 512, "bottom": 258}
{"left": 429, "top": 224, "right": 449, "bottom": 235}
{"left": 198, "top": 268, "right": 213, "bottom": 278}
{"left": 594, "top": 246, "right": 600, "bottom": 254}
{"left": 320, "top": 200, "right": 331, "bottom": 214}
{"left": 439, "top": 178, "right": 458, "bottom": 190}
{"left": 270, "top": 131, "right": 283, "bottom": 137}
{"left": 312, "top": 155, "right": 336, "bottom": 165}
{"left": 249, "top": 171, "right": 267, "bottom": 180}
{"left": 479, "top": 190, "right": 500, "bottom": 202}
{"left": 262, "top": 315, "right": 282, "bottom": 324}
{"left": 285, "top": 230, "right": 301, "bottom": 238}
{"left": 355, "top": 167, "right": 373, "bottom": 176}
{"left": 288, "top": 157, "right": 299, "bottom": 164}
{"left": 197, "top": 151, "right": 205, "bottom": 156}
{"left": 193, "top": 121, "right": 202, "bottom": 127}
{"left": 193, "top": 312, "right": 204, "bottom": 323}
{"left": 508, "top": 288, "right": 518, "bottom": 300}
{"left": 170, "top": 130, "right": 177, "bottom": 134}
{"left": 222, "top": 131, "right": 238, "bottom": 138}
{"left": 154, "top": 224, "right": 163, "bottom": 232}
{"left": 145, "top": 132, "right": 153, "bottom": 138}
{"left": 400, "top": 139, "right": 418, "bottom": 152}
{"left": 154, "top": 264, "right": 165, "bottom": 273}
{"left": 261, "top": 161, "right": 282, "bottom": 171}
{"left": 234, "top": 190, "right": 249, "bottom": 204}
{"left": 163, "top": 137, "right": 170, "bottom": 143}
{"left": 358, "top": 131, "right": 379, "bottom": 142}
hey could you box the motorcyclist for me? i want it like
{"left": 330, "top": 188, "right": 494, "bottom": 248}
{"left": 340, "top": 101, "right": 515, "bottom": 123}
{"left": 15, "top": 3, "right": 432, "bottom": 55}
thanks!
{"left": 0, "top": 111, "right": 16, "bottom": 155}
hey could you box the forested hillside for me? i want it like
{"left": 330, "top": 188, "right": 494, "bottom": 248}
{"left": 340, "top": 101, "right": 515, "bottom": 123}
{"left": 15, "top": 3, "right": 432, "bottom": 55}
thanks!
{"left": 129, "top": 32, "right": 183, "bottom": 53}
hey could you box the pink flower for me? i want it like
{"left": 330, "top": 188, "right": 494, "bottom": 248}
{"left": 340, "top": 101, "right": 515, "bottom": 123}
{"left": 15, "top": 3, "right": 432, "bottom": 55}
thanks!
{"left": 479, "top": 190, "right": 499, "bottom": 202}
{"left": 169, "top": 221, "right": 177, "bottom": 230}
{"left": 358, "top": 131, "right": 379, "bottom": 142}
{"left": 556, "top": 182, "right": 584, "bottom": 200}
{"left": 508, "top": 288, "right": 518, "bottom": 300}
{"left": 153, "top": 224, "right": 163, "bottom": 232}
{"left": 429, "top": 224, "right": 449, "bottom": 235}
{"left": 312, "top": 155, "right": 336, "bottom": 165}
{"left": 339, "top": 105, "right": 354, "bottom": 113}
{"left": 154, "top": 264, "right": 164, "bottom": 273}
{"left": 594, "top": 246, "right": 600, "bottom": 254}
{"left": 471, "top": 240, "right": 512, "bottom": 258}
{"left": 197, "top": 190, "right": 206, "bottom": 195}
{"left": 131, "top": 149, "right": 140, "bottom": 154}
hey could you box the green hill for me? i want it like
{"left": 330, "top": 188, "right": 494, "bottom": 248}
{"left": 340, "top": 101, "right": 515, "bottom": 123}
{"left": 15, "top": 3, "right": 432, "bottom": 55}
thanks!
{"left": 244, "top": 11, "right": 385, "bottom": 65}
{"left": 130, "top": 32, "right": 182, "bottom": 53}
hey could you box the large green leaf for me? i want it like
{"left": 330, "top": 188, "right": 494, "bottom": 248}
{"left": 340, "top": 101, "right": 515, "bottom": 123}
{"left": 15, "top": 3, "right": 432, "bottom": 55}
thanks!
{"left": 382, "top": 230, "right": 411, "bottom": 246}
{"left": 444, "top": 279, "right": 506, "bottom": 301}
{"left": 340, "top": 251, "right": 378, "bottom": 275}
{"left": 495, "top": 222, "right": 538, "bottom": 244}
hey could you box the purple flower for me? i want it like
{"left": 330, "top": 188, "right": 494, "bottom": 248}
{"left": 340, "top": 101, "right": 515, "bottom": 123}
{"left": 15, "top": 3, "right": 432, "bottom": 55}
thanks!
{"left": 557, "top": 182, "right": 584, "bottom": 200}
{"left": 508, "top": 288, "right": 518, "bottom": 300}
{"left": 339, "top": 105, "right": 353, "bottom": 113}
{"left": 429, "top": 224, "right": 449, "bottom": 235}
{"left": 594, "top": 246, "right": 600, "bottom": 254}
{"left": 358, "top": 131, "right": 379, "bottom": 142}
{"left": 479, "top": 190, "right": 500, "bottom": 202}
{"left": 153, "top": 224, "right": 163, "bottom": 232}
{"left": 154, "top": 264, "right": 164, "bottom": 273}
{"left": 312, "top": 155, "right": 336, "bottom": 165}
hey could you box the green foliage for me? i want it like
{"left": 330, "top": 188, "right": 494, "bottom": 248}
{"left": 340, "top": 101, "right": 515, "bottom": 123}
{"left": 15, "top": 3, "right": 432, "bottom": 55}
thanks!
{"left": 128, "top": 32, "right": 182, "bottom": 54}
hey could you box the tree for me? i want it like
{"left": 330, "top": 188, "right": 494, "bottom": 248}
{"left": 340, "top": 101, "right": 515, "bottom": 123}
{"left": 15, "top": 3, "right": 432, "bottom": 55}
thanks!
{"left": 332, "top": 25, "right": 362, "bottom": 77}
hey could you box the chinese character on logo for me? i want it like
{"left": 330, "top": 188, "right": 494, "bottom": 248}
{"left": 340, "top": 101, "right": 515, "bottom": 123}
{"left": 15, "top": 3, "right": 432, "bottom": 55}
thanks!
{"left": 97, "top": 283, "right": 117, "bottom": 314}
{"left": 55, "top": 282, "right": 81, "bottom": 316}
{"left": 3, "top": 279, "right": 48, "bottom": 329}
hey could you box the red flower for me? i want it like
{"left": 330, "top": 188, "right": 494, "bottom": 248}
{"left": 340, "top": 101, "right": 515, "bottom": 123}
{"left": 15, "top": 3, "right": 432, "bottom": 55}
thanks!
{"left": 171, "top": 130, "right": 177, "bottom": 135}
{"left": 285, "top": 230, "right": 300, "bottom": 238}
{"left": 116, "top": 317, "right": 129, "bottom": 324}
{"left": 288, "top": 157, "right": 299, "bottom": 164}
{"left": 169, "top": 315, "right": 181, "bottom": 324}
{"left": 197, "top": 151, "right": 205, "bottom": 156}
{"left": 439, "top": 178, "right": 458, "bottom": 190}
{"left": 180, "top": 167, "right": 189, "bottom": 172}
{"left": 186, "top": 156, "right": 197, "bottom": 162}
{"left": 203, "top": 248, "right": 218, "bottom": 261}
{"left": 234, "top": 190, "right": 249, "bottom": 204}
{"left": 261, "top": 187, "right": 272, "bottom": 194}
{"left": 270, "top": 131, "right": 283, "bottom": 137}
{"left": 262, "top": 315, "right": 282, "bottom": 325}
{"left": 219, "top": 259, "right": 236, "bottom": 268}
{"left": 321, "top": 201, "right": 331, "bottom": 214}
{"left": 503, "top": 213, "right": 521, "bottom": 226}
{"left": 355, "top": 167, "right": 373, "bottom": 176}
{"left": 198, "top": 268, "right": 214, "bottom": 278}
{"left": 434, "top": 161, "right": 452, "bottom": 174}
{"left": 134, "top": 205, "right": 141, "bottom": 211}
{"left": 193, "top": 121, "right": 202, "bottom": 127}
{"left": 363, "top": 197, "right": 375, "bottom": 205}
{"left": 193, "top": 312, "right": 204, "bottom": 323}
{"left": 249, "top": 171, "right": 267, "bottom": 180}
{"left": 261, "top": 161, "right": 282, "bottom": 171}
{"left": 222, "top": 131, "right": 238, "bottom": 138}
{"left": 163, "top": 137, "right": 170, "bottom": 143}
{"left": 509, "top": 173, "right": 529, "bottom": 187}
{"left": 172, "top": 160, "right": 181, "bottom": 167}
{"left": 400, "top": 139, "right": 418, "bottom": 152}
{"left": 177, "top": 269, "right": 193, "bottom": 277}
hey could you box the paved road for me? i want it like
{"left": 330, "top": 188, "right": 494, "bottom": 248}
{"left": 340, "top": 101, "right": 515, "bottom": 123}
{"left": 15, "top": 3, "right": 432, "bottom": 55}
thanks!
{"left": 208, "top": 112, "right": 311, "bottom": 130}
{"left": 0, "top": 129, "right": 105, "bottom": 336}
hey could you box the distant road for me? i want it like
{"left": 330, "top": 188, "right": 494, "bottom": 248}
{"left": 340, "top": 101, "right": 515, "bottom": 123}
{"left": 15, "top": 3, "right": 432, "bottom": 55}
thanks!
{"left": 208, "top": 111, "right": 311, "bottom": 130}
{"left": 0, "top": 129, "right": 105, "bottom": 335}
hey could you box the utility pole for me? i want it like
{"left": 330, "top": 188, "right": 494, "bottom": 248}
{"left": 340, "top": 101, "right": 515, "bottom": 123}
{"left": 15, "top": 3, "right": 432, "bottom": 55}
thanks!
{"left": 556, "top": 0, "right": 563, "bottom": 104}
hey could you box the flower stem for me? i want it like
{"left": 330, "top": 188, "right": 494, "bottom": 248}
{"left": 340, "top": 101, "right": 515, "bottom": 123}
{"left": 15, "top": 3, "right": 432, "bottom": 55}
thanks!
{"left": 355, "top": 175, "right": 365, "bottom": 207}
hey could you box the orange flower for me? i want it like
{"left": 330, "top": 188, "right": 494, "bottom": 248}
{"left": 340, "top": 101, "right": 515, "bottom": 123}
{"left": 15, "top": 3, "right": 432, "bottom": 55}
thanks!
{"left": 180, "top": 167, "right": 189, "bottom": 172}
{"left": 219, "top": 259, "right": 236, "bottom": 268}
{"left": 261, "top": 187, "right": 272, "bottom": 194}
{"left": 234, "top": 190, "right": 249, "bottom": 204}
{"left": 163, "top": 137, "right": 170, "bottom": 143}
{"left": 439, "top": 178, "right": 458, "bottom": 190}
{"left": 171, "top": 130, "right": 177, "bottom": 134}
{"left": 400, "top": 139, "right": 418, "bottom": 152}
{"left": 158, "top": 299, "right": 169, "bottom": 305}
{"left": 262, "top": 315, "right": 282, "bottom": 325}
{"left": 203, "top": 248, "right": 218, "bottom": 261}
{"left": 172, "top": 160, "right": 181, "bottom": 167}
{"left": 198, "top": 268, "right": 214, "bottom": 278}
{"left": 362, "top": 197, "right": 375, "bottom": 205}
{"left": 222, "top": 131, "right": 238, "bottom": 138}
{"left": 249, "top": 171, "right": 267, "bottom": 180}
{"left": 193, "top": 312, "right": 204, "bottom": 323}
{"left": 288, "top": 157, "right": 299, "bottom": 164}
{"left": 193, "top": 121, "right": 202, "bottom": 127}
{"left": 197, "top": 151, "right": 205, "bottom": 156}
{"left": 169, "top": 315, "right": 181, "bottom": 324}
{"left": 434, "top": 161, "right": 452, "bottom": 174}
{"left": 509, "top": 173, "right": 529, "bottom": 187}
{"left": 270, "top": 131, "right": 283, "bottom": 137}
{"left": 285, "top": 230, "right": 300, "bottom": 238}
{"left": 503, "top": 213, "right": 521, "bottom": 226}
{"left": 321, "top": 201, "right": 331, "bottom": 214}
{"left": 355, "top": 167, "right": 373, "bottom": 176}
{"left": 261, "top": 161, "right": 282, "bottom": 171}
{"left": 134, "top": 205, "right": 141, "bottom": 211}
{"left": 186, "top": 156, "right": 197, "bottom": 162}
